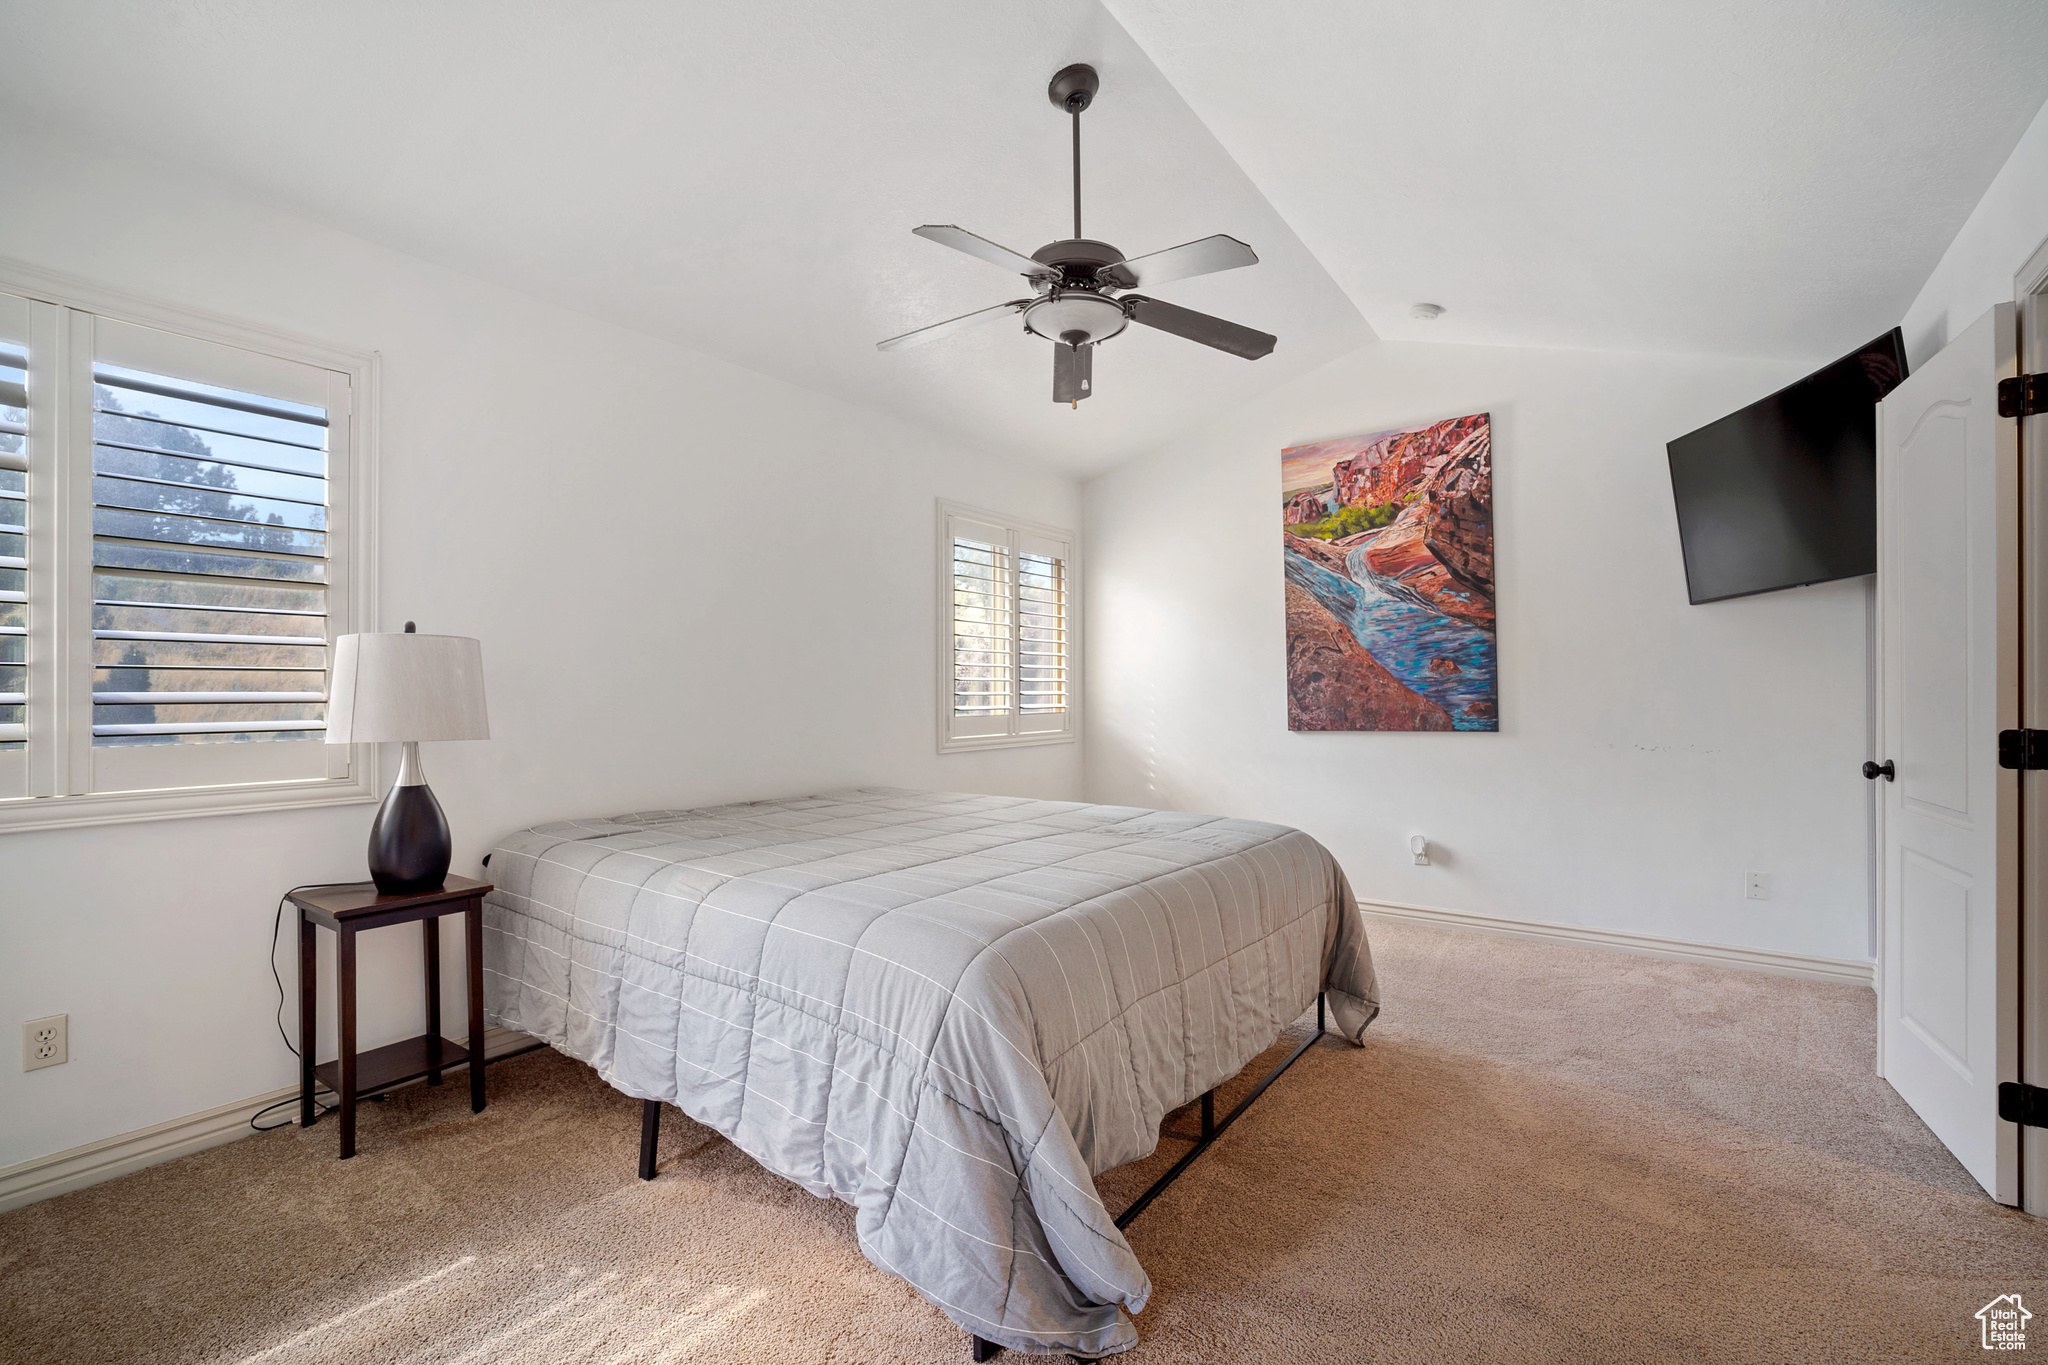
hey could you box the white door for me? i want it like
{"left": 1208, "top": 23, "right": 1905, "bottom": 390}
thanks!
{"left": 1876, "top": 302, "right": 2021, "bottom": 1204}
{"left": 2021, "top": 246, "right": 2048, "bottom": 1217}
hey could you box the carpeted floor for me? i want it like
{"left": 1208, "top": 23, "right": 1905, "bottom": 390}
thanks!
{"left": 2, "top": 918, "right": 2043, "bottom": 1363}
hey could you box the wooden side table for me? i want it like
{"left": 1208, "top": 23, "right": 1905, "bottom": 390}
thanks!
{"left": 291, "top": 875, "right": 494, "bottom": 1159}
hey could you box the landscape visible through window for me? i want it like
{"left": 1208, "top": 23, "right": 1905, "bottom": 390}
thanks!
{"left": 89, "top": 364, "right": 329, "bottom": 745}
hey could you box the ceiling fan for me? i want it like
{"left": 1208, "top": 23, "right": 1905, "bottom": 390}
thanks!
{"left": 877, "top": 63, "right": 1277, "bottom": 406}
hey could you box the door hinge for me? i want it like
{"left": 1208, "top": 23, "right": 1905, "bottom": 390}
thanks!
{"left": 2000, "top": 372, "right": 2047, "bottom": 418}
{"left": 1996, "top": 728, "right": 2048, "bottom": 769}
{"left": 1999, "top": 1081, "right": 2048, "bottom": 1127}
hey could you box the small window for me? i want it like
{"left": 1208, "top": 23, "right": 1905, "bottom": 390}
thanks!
{"left": 0, "top": 296, "right": 26, "bottom": 799}
{"left": 0, "top": 275, "right": 376, "bottom": 831}
{"left": 938, "top": 501, "right": 1075, "bottom": 752}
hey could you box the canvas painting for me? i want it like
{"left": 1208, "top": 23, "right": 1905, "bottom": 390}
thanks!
{"left": 1282, "top": 412, "right": 1496, "bottom": 732}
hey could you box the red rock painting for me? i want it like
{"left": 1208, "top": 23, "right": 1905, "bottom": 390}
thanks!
{"left": 1281, "top": 414, "right": 1497, "bottom": 731}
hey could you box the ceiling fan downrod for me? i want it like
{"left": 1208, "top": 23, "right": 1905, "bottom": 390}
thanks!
{"left": 1072, "top": 105, "right": 1082, "bottom": 240}
{"left": 1049, "top": 63, "right": 1097, "bottom": 241}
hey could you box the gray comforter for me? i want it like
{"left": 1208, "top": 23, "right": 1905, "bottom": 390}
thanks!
{"left": 482, "top": 789, "right": 1378, "bottom": 1356}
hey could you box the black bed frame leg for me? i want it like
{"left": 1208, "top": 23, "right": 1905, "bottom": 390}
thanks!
{"left": 639, "top": 1098, "right": 661, "bottom": 1181}
{"left": 970, "top": 1335, "right": 998, "bottom": 1362}
{"left": 1112, "top": 992, "right": 1330, "bottom": 1233}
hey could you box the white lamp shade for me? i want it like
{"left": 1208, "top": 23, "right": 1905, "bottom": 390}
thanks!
{"left": 326, "top": 631, "right": 490, "bottom": 745}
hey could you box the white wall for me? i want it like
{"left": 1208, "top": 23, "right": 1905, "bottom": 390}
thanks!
{"left": 1082, "top": 338, "right": 1884, "bottom": 961}
{"left": 21, "top": 85, "right": 2039, "bottom": 1182}
{"left": 0, "top": 131, "right": 1082, "bottom": 1169}
{"left": 1901, "top": 95, "right": 2048, "bottom": 367}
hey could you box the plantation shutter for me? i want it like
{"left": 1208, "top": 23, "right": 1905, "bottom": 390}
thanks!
{"left": 940, "top": 504, "right": 1074, "bottom": 750}
{"left": 1013, "top": 532, "right": 1069, "bottom": 734}
{"left": 0, "top": 275, "right": 371, "bottom": 828}
{"left": 83, "top": 317, "right": 352, "bottom": 793}
{"left": 0, "top": 292, "right": 27, "bottom": 798}
{"left": 949, "top": 515, "right": 1013, "bottom": 739}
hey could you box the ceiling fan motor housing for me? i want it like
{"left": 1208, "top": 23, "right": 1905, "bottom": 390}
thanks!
{"left": 1031, "top": 237, "right": 1126, "bottom": 279}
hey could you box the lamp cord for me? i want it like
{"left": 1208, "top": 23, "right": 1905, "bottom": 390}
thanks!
{"left": 253, "top": 882, "right": 378, "bottom": 1133}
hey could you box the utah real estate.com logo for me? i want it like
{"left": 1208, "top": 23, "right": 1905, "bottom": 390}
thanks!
{"left": 1979, "top": 1294, "right": 2031, "bottom": 1351}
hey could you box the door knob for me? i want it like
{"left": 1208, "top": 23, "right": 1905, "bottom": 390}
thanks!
{"left": 1863, "top": 760, "right": 1895, "bottom": 781}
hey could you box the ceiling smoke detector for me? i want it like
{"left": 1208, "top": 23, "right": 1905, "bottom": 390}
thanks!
{"left": 876, "top": 63, "right": 1278, "bottom": 407}
{"left": 1410, "top": 303, "right": 1446, "bottom": 320}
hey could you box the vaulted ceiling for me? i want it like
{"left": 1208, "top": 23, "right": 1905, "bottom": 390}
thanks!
{"left": 1107, "top": 0, "right": 2048, "bottom": 357}
{"left": 2, "top": 1, "right": 2044, "bottom": 477}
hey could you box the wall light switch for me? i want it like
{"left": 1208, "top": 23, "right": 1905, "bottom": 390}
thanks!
{"left": 1745, "top": 872, "right": 1769, "bottom": 901}
{"left": 24, "top": 1014, "right": 67, "bottom": 1071}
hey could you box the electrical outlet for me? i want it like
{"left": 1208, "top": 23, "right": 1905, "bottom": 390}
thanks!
{"left": 24, "top": 1014, "right": 67, "bottom": 1071}
{"left": 1745, "top": 872, "right": 1769, "bottom": 901}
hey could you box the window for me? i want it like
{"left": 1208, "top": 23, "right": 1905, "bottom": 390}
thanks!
{"left": 938, "top": 501, "right": 1075, "bottom": 751}
{"left": 0, "top": 299, "right": 25, "bottom": 777}
{"left": 0, "top": 270, "right": 377, "bottom": 831}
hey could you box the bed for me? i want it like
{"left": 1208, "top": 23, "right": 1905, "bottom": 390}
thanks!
{"left": 481, "top": 788, "right": 1379, "bottom": 1357}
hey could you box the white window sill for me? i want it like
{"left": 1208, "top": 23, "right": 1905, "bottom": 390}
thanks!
{"left": 0, "top": 772, "right": 378, "bottom": 834}
{"left": 938, "top": 731, "right": 1079, "bottom": 755}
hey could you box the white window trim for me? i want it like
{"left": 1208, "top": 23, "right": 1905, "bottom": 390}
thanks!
{"left": 0, "top": 255, "right": 380, "bottom": 834}
{"left": 936, "top": 498, "right": 1079, "bottom": 754}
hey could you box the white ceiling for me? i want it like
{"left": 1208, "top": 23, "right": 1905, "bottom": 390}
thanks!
{"left": 2, "top": 3, "right": 2045, "bottom": 478}
{"left": 1108, "top": 0, "right": 2048, "bottom": 358}
{"left": 0, "top": 0, "right": 1369, "bottom": 478}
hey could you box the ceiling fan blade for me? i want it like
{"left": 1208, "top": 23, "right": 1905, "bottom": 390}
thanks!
{"left": 1103, "top": 234, "right": 1258, "bottom": 290}
{"left": 876, "top": 299, "right": 1029, "bottom": 352}
{"left": 1124, "top": 295, "right": 1275, "bottom": 360}
{"left": 1053, "top": 341, "right": 1094, "bottom": 404}
{"left": 913, "top": 225, "right": 1061, "bottom": 280}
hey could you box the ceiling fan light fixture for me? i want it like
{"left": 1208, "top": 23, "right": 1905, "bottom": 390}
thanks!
{"left": 1023, "top": 291, "right": 1128, "bottom": 346}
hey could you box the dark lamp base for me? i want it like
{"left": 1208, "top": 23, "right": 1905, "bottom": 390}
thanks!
{"left": 369, "top": 781, "right": 452, "bottom": 895}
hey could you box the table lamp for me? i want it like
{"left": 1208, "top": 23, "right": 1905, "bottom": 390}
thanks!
{"left": 326, "top": 622, "right": 490, "bottom": 894}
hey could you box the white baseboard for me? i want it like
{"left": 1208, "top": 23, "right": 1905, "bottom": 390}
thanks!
{"left": 1359, "top": 897, "right": 1876, "bottom": 988}
{"left": 0, "top": 1027, "right": 540, "bottom": 1215}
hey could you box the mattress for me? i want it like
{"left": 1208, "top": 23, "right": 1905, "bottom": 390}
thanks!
{"left": 482, "top": 788, "right": 1378, "bottom": 1356}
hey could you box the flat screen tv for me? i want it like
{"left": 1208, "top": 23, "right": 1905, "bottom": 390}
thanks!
{"left": 1666, "top": 328, "right": 1908, "bottom": 604}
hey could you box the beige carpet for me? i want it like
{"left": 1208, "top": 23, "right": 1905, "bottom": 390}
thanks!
{"left": 3, "top": 918, "right": 2043, "bottom": 1363}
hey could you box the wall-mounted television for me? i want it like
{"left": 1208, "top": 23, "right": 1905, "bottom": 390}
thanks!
{"left": 1666, "top": 328, "right": 1908, "bottom": 605}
